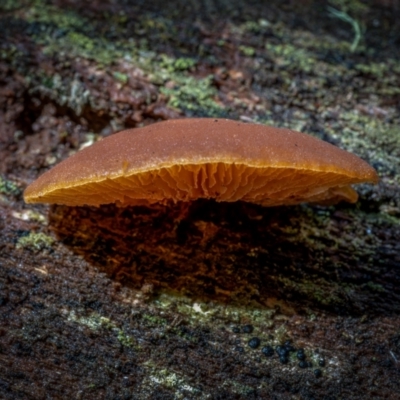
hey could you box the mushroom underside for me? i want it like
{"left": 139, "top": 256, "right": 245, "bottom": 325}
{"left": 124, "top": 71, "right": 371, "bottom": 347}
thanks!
{"left": 31, "top": 162, "right": 361, "bottom": 207}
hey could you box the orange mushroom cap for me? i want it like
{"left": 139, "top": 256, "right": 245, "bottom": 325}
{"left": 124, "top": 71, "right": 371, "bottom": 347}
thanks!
{"left": 24, "top": 118, "right": 378, "bottom": 207}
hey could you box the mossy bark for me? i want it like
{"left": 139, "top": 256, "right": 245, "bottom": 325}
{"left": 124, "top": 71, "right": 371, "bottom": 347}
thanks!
{"left": 1, "top": 1, "right": 399, "bottom": 398}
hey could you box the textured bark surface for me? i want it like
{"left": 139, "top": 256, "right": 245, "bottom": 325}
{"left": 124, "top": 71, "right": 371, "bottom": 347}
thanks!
{"left": 1, "top": 1, "right": 400, "bottom": 398}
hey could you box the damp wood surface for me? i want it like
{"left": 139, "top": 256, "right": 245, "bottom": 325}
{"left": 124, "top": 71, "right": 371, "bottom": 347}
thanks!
{"left": 1, "top": 0, "right": 400, "bottom": 399}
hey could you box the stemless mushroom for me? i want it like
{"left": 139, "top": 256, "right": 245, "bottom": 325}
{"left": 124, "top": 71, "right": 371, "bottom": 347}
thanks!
{"left": 24, "top": 118, "right": 378, "bottom": 207}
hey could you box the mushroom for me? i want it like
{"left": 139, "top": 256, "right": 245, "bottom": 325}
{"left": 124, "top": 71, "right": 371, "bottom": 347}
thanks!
{"left": 24, "top": 118, "right": 378, "bottom": 207}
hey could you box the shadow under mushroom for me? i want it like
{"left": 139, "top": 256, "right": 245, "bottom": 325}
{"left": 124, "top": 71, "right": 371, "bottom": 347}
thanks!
{"left": 49, "top": 200, "right": 399, "bottom": 316}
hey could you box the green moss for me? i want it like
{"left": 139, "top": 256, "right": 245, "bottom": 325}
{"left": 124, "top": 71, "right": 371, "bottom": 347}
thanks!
{"left": 26, "top": 3, "right": 87, "bottom": 30}
{"left": 23, "top": 2, "right": 226, "bottom": 117}
{"left": 240, "top": 19, "right": 270, "bottom": 34}
{"left": 328, "top": 0, "right": 369, "bottom": 15}
{"left": 325, "top": 111, "right": 400, "bottom": 182}
{"left": 160, "top": 75, "right": 225, "bottom": 117}
{"left": 67, "top": 311, "right": 138, "bottom": 348}
{"left": 239, "top": 45, "right": 256, "bottom": 57}
{"left": 377, "top": 208, "right": 400, "bottom": 226}
{"left": 355, "top": 62, "right": 388, "bottom": 77}
{"left": 31, "top": 69, "right": 90, "bottom": 115}
{"left": 25, "top": 3, "right": 127, "bottom": 65}
{"left": 156, "top": 293, "right": 275, "bottom": 329}
{"left": 67, "top": 312, "right": 114, "bottom": 331}
{"left": 112, "top": 71, "right": 129, "bottom": 84}
{"left": 379, "top": 86, "right": 400, "bottom": 95}
{"left": 141, "top": 313, "right": 168, "bottom": 326}
{"left": 159, "top": 54, "right": 197, "bottom": 72}
{"left": 0, "top": 0, "right": 24, "bottom": 12}
{"left": 265, "top": 43, "right": 316, "bottom": 74}
{"left": 117, "top": 330, "right": 136, "bottom": 347}
{"left": 66, "top": 31, "right": 95, "bottom": 52}
{"left": 0, "top": 176, "right": 21, "bottom": 197}
{"left": 16, "top": 232, "right": 54, "bottom": 251}
{"left": 42, "top": 31, "right": 124, "bottom": 65}
{"left": 365, "top": 281, "right": 385, "bottom": 293}
{"left": 141, "top": 363, "right": 202, "bottom": 397}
